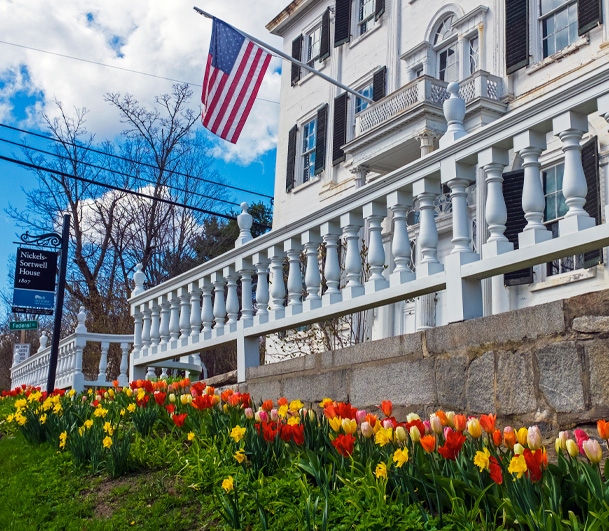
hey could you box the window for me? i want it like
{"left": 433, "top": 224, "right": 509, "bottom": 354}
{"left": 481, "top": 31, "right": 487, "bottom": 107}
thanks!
{"left": 541, "top": 0, "right": 578, "bottom": 58}
{"left": 469, "top": 36, "right": 479, "bottom": 74}
{"left": 358, "top": 0, "right": 375, "bottom": 35}
{"left": 355, "top": 83, "right": 373, "bottom": 114}
{"left": 434, "top": 15, "right": 459, "bottom": 82}
{"left": 307, "top": 26, "right": 322, "bottom": 66}
{"left": 302, "top": 118, "right": 317, "bottom": 183}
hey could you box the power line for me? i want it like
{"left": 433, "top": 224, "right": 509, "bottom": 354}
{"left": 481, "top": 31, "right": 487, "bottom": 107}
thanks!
{"left": 0, "top": 123, "right": 274, "bottom": 200}
{"left": 0, "top": 136, "right": 241, "bottom": 209}
{"left": 0, "top": 40, "right": 280, "bottom": 105}
{"left": 0, "top": 153, "right": 272, "bottom": 230}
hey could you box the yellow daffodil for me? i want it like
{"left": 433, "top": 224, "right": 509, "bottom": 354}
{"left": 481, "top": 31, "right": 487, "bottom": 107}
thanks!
{"left": 319, "top": 398, "right": 333, "bottom": 408}
{"left": 230, "top": 425, "right": 246, "bottom": 443}
{"left": 68, "top": 389, "right": 76, "bottom": 397}
{"left": 375, "top": 462, "right": 388, "bottom": 480}
{"left": 474, "top": 447, "right": 491, "bottom": 471}
{"left": 120, "top": 408, "right": 126, "bottom": 417}
{"left": 287, "top": 416, "right": 300, "bottom": 426}
{"left": 94, "top": 407, "right": 108, "bottom": 418}
{"left": 393, "top": 448, "right": 409, "bottom": 468}
{"left": 127, "top": 404, "right": 136, "bottom": 414}
{"left": 103, "top": 436, "right": 113, "bottom": 449}
{"left": 508, "top": 454, "right": 527, "bottom": 480}
{"left": 42, "top": 399, "right": 53, "bottom": 411}
{"left": 187, "top": 432, "right": 195, "bottom": 441}
{"left": 103, "top": 422, "right": 114, "bottom": 436}
{"left": 40, "top": 414, "right": 47, "bottom": 425}
{"left": 88, "top": 389, "right": 93, "bottom": 395}
{"left": 78, "top": 426, "right": 85, "bottom": 436}
{"left": 15, "top": 414, "right": 26, "bottom": 426}
{"left": 28, "top": 391, "right": 41, "bottom": 402}
{"left": 15, "top": 399, "right": 26, "bottom": 410}
{"left": 328, "top": 416, "right": 342, "bottom": 433}
{"left": 375, "top": 426, "right": 394, "bottom": 447}
{"left": 278, "top": 405, "right": 289, "bottom": 418}
{"left": 289, "top": 399, "right": 304, "bottom": 413}
{"left": 234, "top": 449, "right": 247, "bottom": 463}
{"left": 6, "top": 414, "right": 14, "bottom": 423}
{"left": 84, "top": 419, "right": 93, "bottom": 429}
{"left": 53, "top": 403, "right": 62, "bottom": 414}
{"left": 59, "top": 431, "right": 67, "bottom": 449}
{"left": 222, "top": 476, "right": 234, "bottom": 493}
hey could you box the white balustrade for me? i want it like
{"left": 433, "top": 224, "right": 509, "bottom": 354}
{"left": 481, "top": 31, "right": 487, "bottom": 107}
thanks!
{"left": 363, "top": 202, "right": 389, "bottom": 292}
{"left": 212, "top": 272, "right": 227, "bottom": 334}
{"left": 225, "top": 266, "right": 240, "bottom": 330}
{"left": 302, "top": 230, "right": 322, "bottom": 311}
{"left": 284, "top": 238, "right": 303, "bottom": 315}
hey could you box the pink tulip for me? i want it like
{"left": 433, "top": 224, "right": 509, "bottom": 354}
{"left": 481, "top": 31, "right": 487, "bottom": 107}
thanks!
{"left": 575, "top": 429, "right": 589, "bottom": 455}
{"left": 583, "top": 439, "right": 603, "bottom": 463}
{"left": 361, "top": 421, "right": 374, "bottom": 438}
{"left": 527, "top": 426, "right": 542, "bottom": 451}
{"left": 270, "top": 408, "right": 279, "bottom": 422}
{"left": 244, "top": 407, "right": 254, "bottom": 420}
{"left": 355, "top": 410, "right": 367, "bottom": 425}
{"left": 444, "top": 426, "right": 454, "bottom": 439}
{"left": 423, "top": 420, "right": 432, "bottom": 434}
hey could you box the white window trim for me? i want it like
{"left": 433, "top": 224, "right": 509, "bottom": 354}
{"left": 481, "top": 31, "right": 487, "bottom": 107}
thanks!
{"left": 295, "top": 15, "right": 328, "bottom": 86}
{"left": 349, "top": 1, "right": 382, "bottom": 49}
{"left": 294, "top": 109, "right": 322, "bottom": 190}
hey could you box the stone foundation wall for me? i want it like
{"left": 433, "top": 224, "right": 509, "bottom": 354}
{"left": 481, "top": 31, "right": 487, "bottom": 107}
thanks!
{"left": 235, "top": 289, "right": 609, "bottom": 433}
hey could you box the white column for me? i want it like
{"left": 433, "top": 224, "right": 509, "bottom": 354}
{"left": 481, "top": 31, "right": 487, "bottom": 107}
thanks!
{"left": 253, "top": 253, "right": 270, "bottom": 325}
{"left": 387, "top": 191, "right": 415, "bottom": 286}
{"left": 340, "top": 212, "right": 364, "bottom": 299}
{"left": 237, "top": 258, "right": 255, "bottom": 326}
{"left": 130, "top": 311, "right": 142, "bottom": 381}
{"left": 363, "top": 201, "right": 389, "bottom": 292}
{"left": 119, "top": 342, "right": 129, "bottom": 386}
{"left": 479, "top": 147, "right": 512, "bottom": 315}
{"left": 448, "top": 176, "right": 473, "bottom": 253}
{"left": 141, "top": 304, "right": 151, "bottom": 353}
{"left": 189, "top": 282, "right": 202, "bottom": 342}
{"left": 211, "top": 271, "right": 227, "bottom": 335}
{"left": 284, "top": 238, "right": 304, "bottom": 316}
{"left": 224, "top": 266, "right": 240, "bottom": 331}
{"left": 159, "top": 296, "right": 170, "bottom": 347}
{"left": 73, "top": 337, "right": 86, "bottom": 392}
{"left": 97, "top": 341, "right": 109, "bottom": 383}
{"left": 179, "top": 286, "right": 191, "bottom": 342}
{"left": 168, "top": 292, "right": 180, "bottom": 344}
{"left": 267, "top": 245, "right": 286, "bottom": 320}
{"left": 200, "top": 278, "right": 214, "bottom": 336}
{"left": 321, "top": 221, "right": 342, "bottom": 305}
{"left": 414, "top": 181, "right": 442, "bottom": 275}
{"left": 150, "top": 303, "right": 160, "bottom": 348}
{"left": 301, "top": 230, "right": 323, "bottom": 311}
{"left": 552, "top": 111, "right": 595, "bottom": 235}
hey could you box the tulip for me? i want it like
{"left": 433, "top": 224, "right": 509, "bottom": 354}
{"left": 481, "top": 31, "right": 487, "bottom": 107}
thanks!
{"left": 383, "top": 419, "right": 394, "bottom": 430}
{"left": 446, "top": 411, "right": 455, "bottom": 429}
{"left": 453, "top": 414, "right": 467, "bottom": 432}
{"left": 181, "top": 394, "right": 189, "bottom": 405}
{"left": 406, "top": 413, "right": 421, "bottom": 423}
{"left": 244, "top": 407, "right": 254, "bottom": 420}
{"left": 381, "top": 400, "right": 392, "bottom": 417}
{"left": 566, "top": 439, "right": 579, "bottom": 458}
{"left": 211, "top": 395, "right": 220, "bottom": 406}
{"left": 270, "top": 409, "right": 279, "bottom": 422}
{"left": 396, "top": 426, "right": 407, "bottom": 443}
{"left": 516, "top": 427, "right": 528, "bottom": 447}
{"left": 555, "top": 438, "right": 562, "bottom": 455}
{"left": 479, "top": 414, "right": 496, "bottom": 434}
{"left": 409, "top": 425, "right": 421, "bottom": 443}
{"left": 258, "top": 410, "right": 269, "bottom": 423}
{"left": 468, "top": 418, "right": 482, "bottom": 439}
{"left": 513, "top": 443, "right": 525, "bottom": 456}
{"left": 527, "top": 426, "right": 542, "bottom": 451}
{"left": 503, "top": 427, "right": 516, "bottom": 450}
{"left": 361, "top": 421, "right": 374, "bottom": 438}
{"left": 492, "top": 429, "right": 502, "bottom": 447}
{"left": 598, "top": 420, "right": 609, "bottom": 440}
{"left": 255, "top": 411, "right": 261, "bottom": 422}
{"left": 187, "top": 394, "right": 193, "bottom": 404}
{"left": 444, "top": 426, "right": 454, "bottom": 439}
{"left": 103, "top": 392, "right": 109, "bottom": 399}
{"left": 169, "top": 393, "right": 176, "bottom": 403}
{"left": 558, "top": 431, "right": 569, "bottom": 452}
{"left": 583, "top": 439, "right": 603, "bottom": 463}
{"left": 430, "top": 414, "right": 443, "bottom": 435}
{"left": 423, "top": 420, "right": 432, "bottom": 434}
{"left": 96, "top": 394, "right": 102, "bottom": 402}
{"left": 355, "top": 410, "right": 367, "bottom": 425}
{"left": 342, "top": 418, "right": 357, "bottom": 434}
{"left": 82, "top": 395, "right": 88, "bottom": 403}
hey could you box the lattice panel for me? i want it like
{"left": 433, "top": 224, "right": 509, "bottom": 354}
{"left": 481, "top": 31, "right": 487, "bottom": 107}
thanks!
{"left": 487, "top": 80, "right": 499, "bottom": 100}
{"left": 459, "top": 80, "right": 476, "bottom": 102}
{"left": 430, "top": 83, "right": 449, "bottom": 104}
{"left": 359, "top": 84, "right": 420, "bottom": 133}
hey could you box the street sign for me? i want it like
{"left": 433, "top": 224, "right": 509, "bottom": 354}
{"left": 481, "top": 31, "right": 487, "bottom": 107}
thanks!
{"left": 13, "top": 343, "right": 31, "bottom": 364}
{"left": 9, "top": 321, "right": 39, "bottom": 330}
{"left": 12, "top": 248, "right": 57, "bottom": 314}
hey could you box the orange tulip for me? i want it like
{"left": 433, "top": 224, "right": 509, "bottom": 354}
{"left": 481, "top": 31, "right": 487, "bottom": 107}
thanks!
{"left": 381, "top": 400, "right": 393, "bottom": 418}
{"left": 453, "top": 414, "right": 466, "bottom": 432}
{"left": 261, "top": 400, "right": 273, "bottom": 412}
{"left": 278, "top": 397, "right": 288, "bottom": 407}
{"left": 479, "top": 414, "right": 496, "bottom": 434}
{"left": 503, "top": 427, "right": 516, "bottom": 451}
{"left": 420, "top": 434, "right": 436, "bottom": 453}
{"left": 435, "top": 410, "right": 448, "bottom": 426}
{"left": 493, "top": 429, "right": 502, "bottom": 447}
{"left": 598, "top": 419, "right": 609, "bottom": 440}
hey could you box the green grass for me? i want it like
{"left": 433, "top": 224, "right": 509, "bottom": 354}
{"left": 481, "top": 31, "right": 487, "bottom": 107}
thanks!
{"left": 0, "top": 433, "right": 217, "bottom": 531}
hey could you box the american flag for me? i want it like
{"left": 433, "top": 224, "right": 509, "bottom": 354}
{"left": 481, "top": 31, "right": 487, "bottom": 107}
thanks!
{"left": 201, "top": 18, "right": 272, "bottom": 144}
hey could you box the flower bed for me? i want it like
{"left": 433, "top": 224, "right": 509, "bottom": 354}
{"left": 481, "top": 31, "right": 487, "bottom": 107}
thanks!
{"left": 2, "top": 380, "right": 609, "bottom": 530}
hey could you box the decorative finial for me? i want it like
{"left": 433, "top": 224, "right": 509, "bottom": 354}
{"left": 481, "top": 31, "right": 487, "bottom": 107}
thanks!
{"left": 76, "top": 306, "right": 87, "bottom": 334}
{"left": 235, "top": 202, "right": 253, "bottom": 248}
{"left": 39, "top": 330, "right": 49, "bottom": 351}
{"left": 439, "top": 82, "right": 467, "bottom": 148}
{"left": 133, "top": 263, "right": 146, "bottom": 296}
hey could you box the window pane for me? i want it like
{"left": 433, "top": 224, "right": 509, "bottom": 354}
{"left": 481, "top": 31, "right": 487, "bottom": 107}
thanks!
{"left": 556, "top": 163, "right": 564, "bottom": 190}
{"left": 544, "top": 16, "right": 554, "bottom": 37}
{"left": 568, "top": 19, "right": 578, "bottom": 43}
{"left": 558, "top": 195, "right": 568, "bottom": 218}
{"left": 555, "top": 28, "right": 568, "bottom": 52}
{"left": 545, "top": 194, "right": 556, "bottom": 220}
{"left": 544, "top": 168, "right": 556, "bottom": 193}
{"left": 556, "top": 8, "right": 569, "bottom": 30}
{"left": 360, "top": 0, "right": 374, "bottom": 21}
{"left": 541, "top": 0, "right": 569, "bottom": 16}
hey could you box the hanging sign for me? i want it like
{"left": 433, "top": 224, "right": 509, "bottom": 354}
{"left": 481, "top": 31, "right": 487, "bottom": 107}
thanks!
{"left": 12, "top": 248, "right": 58, "bottom": 315}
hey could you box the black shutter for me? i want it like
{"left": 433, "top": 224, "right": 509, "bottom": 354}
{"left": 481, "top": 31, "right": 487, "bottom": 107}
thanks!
{"left": 286, "top": 125, "right": 298, "bottom": 192}
{"left": 335, "top": 0, "right": 351, "bottom": 47}
{"left": 578, "top": 0, "right": 603, "bottom": 35}
{"left": 291, "top": 35, "right": 302, "bottom": 86}
{"left": 314, "top": 105, "right": 328, "bottom": 175}
{"left": 373, "top": 66, "right": 386, "bottom": 102}
{"left": 503, "top": 169, "right": 533, "bottom": 285}
{"left": 505, "top": 0, "right": 529, "bottom": 74}
{"left": 333, "top": 93, "right": 348, "bottom": 165}
{"left": 320, "top": 9, "right": 331, "bottom": 61}
{"left": 375, "top": 0, "right": 385, "bottom": 21}
{"left": 582, "top": 136, "right": 603, "bottom": 267}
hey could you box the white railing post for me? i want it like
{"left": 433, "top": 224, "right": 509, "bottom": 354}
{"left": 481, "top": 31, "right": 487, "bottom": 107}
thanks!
{"left": 130, "top": 310, "right": 143, "bottom": 382}
{"left": 414, "top": 181, "right": 443, "bottom": 274}
{"left": 253, "top": 253, "right": 270, "bottom": 324}
{"left": 514, "top": 130, "right": 552, "bottom": 247}
{"left": 119, "top": 342, "right": 129, "bottom": 386}
{"left": 179, "top": 286, "right": 191, "bottom": 343}
{"left": 189, "top": 282, "right": 202, "bottom": 343}
{"left": 98, "top": 341, "right": 109, "bottom": 383}
{"left": 479, "top": 147, "right": 512, "bottom": 315}
{"left": 235, "top": 202, "right": 254, "bottom": 247}
{"left": 267, "top": 245, "right": 286, "bottom": 320}
{"left": 224, "top": 266, "right": 240, "bottom": 331}
{"left": 321, "top": 221, "right": 342, "bottom": 305}
{"left": 73, "top": 337, "right": 85, "bottom": 392}
{"left": 200, "top": 278, "right": 214, "bottom": 337}
{"left": 159, "top": 296, "right": 170, "bottom": 348}
{"left": 237, "top": 257, "right": 255, "bottom": 326}
{"left": 387, "top": 191, "right": 415, "bottom": 285}
{"left": 302, "top": 230, "right": 323, "bottom": 311}
{"left": 340, "top": 212, "right": 365, "bottom": 299}
{"left": 284, "top": 238, "right": 304, "bottom": 316}
{"left": 150, "top": 302, "right": 160, "bottom": 350}
{"left": 168, "top": 291, "right": 180, "bottom": 345}
{"left": 141, "top": 303, "right": 151, "bottom": 355}
{"left": 211, "top": 272, "right": 227, "bottom": 335}
{"left": 552, "top": 111, "right": 595, "bottom": 234}
{"left": 363, "top": 201, "right": 389, "bottom": 293}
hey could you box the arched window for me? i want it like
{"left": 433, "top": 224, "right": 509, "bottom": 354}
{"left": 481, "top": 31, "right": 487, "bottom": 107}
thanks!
{"left": 434, "top": 15, "right": 458, "bottom": 82}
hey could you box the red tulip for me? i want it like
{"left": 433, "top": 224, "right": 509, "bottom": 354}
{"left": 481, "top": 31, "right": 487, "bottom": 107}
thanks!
{"left": 172, "top": 413, "right": 187, "bottom": 428}
{"left": 331, "top": 433, "right": 355, "bottom": 457}
{"left": 438, "top": 430, "right": 466, "bottom": 460}
{"left": 523, "top": 449, "right": 542, "bottom": 482}
{"left": 479, "top": 414, "right": 496, "bottom": 434}
{"left": 489, "top": 457, "right": 503, "bottom": 484}
{"left": 154, "top": 392, "right": 166, "bottom": 406}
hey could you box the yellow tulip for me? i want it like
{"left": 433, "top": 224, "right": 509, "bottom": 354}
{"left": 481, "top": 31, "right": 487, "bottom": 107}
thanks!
{"left": 342, "top": 418, "right": 357, "bottom": 434}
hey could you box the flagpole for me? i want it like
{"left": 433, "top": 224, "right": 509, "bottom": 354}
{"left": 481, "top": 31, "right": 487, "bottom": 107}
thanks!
{"left": 193, "top": 6, "right": 374, "bottom": 104}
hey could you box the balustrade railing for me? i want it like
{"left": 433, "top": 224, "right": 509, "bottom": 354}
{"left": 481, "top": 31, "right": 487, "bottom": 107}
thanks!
{"left": 129, "top": 69, "right": 609, "bottom": 385}
{"left": 356, "top": 70, "right": 503, "bottom": 135}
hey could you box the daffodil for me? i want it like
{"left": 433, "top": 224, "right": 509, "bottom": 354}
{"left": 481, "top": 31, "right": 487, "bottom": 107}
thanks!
{"left": 375, "top": 462, "right": 388, "bottom": 480}
{"left": 40, "top": 414, "right": 47, "bottom": 425}
{"left": 287, "top": 416, "right": 300, "bottom": 426}
{"left": 222, "top": 476, "right": 234, "bottom": 493}
{"left": 289, "top": 399, "right": 303, "bottom": 413}
{"left": 53, "top": 403, "right": 62, "bottom": 415}
{"left": 84, "top": 419, "right": 93, "bottom": 429}
{"left": 278, "top": 405, "right": 289, "bottom": 418}
{"left": 15, "top": 399, "right": 26, "bottom": 410}
{"left": 230, "top": 425, "right": 246, "bottom": 443}
{"left": 127, "top": 403, "right": 136, "bottom": 414}
{"left": 6, "top": 414, "right": 14, "bottom": 423}
{"left": 103, "top": 436, "right": 113, "bottom": 449}
{"left": 234, "top": 449, "right": 247, "bottom": 463}
{"left": 94, "top": 407, "right": 108, "bottom": 418}
{"left": 103, "top": 422, "right": 114, "bottom": 435}
{"left": 68, "top": 389, "right": 76, "bottom": 397}
{"left": 120, "top": 408, "right": 126, "bottom": 416}
{"left": 508, "top": 454, "right": 527, "bottom": 480}
{"left": 393, "top": 448, "right": 409, "bottom": 468}
{"left": 474, "top": 447, "right": 491, "bottom": 471}
{"left": 59, "top": 431, "right": 67, "bottom": 449}
{"left": 15, "top": 413, "right": 26, "bottom": 426}
{"left": 187, "top": 432, "right": 195, "bottom": 441}
{"left": 375, "top": 426, "right": 394, "bottom": 447}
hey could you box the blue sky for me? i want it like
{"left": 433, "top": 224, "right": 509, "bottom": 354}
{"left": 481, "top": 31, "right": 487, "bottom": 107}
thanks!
{"left": 0, "top": 0, "right": 286, "bottom": 312}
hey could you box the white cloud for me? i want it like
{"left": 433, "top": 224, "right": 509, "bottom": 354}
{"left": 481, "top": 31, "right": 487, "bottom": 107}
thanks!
{"left": 0, "top": 0, "right": 286, "bottom": 163}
